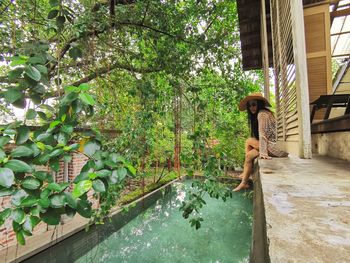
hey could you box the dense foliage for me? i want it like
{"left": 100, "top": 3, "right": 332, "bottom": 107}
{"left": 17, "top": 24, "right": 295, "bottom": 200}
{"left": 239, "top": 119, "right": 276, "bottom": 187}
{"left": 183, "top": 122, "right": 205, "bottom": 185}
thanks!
{"left": 0, "top": 0, "right": 262, "bottom": 244}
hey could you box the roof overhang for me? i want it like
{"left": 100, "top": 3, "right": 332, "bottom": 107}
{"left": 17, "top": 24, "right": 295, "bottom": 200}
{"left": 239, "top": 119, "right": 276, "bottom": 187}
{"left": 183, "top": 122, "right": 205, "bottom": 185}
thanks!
{"left": 236, "top": 0, "right": 326, "bottom": 71}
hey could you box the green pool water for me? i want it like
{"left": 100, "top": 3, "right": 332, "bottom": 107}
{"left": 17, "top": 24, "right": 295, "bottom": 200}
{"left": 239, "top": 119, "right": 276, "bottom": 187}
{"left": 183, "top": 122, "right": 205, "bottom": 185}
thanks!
{"left": 25, "top": 180, "right": 252, "bottom": 263}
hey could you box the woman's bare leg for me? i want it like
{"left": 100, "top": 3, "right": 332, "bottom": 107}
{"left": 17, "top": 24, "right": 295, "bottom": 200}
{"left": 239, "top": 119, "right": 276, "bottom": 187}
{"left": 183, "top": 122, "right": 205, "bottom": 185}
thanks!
{"left": 239, "top": 138, "right": 259, "bottom": 179}
{"left": 234, "top": 148, "right": 259, "bottom": 191}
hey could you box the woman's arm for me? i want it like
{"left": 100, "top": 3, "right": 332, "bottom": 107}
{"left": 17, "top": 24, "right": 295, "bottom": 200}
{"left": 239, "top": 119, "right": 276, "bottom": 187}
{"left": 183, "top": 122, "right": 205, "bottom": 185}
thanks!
{"left": 258, "top": 112, "right": 271, "bottom": 159}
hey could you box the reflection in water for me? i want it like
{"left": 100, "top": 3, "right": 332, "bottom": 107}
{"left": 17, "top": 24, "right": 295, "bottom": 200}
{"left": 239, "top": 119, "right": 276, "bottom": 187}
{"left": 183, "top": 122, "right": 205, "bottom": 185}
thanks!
{"left": 25, "top": 181, "right": 252, "bottom": 263}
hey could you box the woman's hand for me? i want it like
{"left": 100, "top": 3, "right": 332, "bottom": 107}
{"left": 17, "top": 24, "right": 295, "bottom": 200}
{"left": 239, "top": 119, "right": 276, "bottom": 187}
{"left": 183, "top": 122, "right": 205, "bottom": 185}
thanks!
{"left": 260, "top": 154, "right": 272, "bottom": 160}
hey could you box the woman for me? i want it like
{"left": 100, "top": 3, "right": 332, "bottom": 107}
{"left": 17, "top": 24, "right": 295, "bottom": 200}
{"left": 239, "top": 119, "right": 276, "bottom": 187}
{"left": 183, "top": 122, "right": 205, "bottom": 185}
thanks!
{"left": 233, "top": 92, "right": 288, "bottom": 192}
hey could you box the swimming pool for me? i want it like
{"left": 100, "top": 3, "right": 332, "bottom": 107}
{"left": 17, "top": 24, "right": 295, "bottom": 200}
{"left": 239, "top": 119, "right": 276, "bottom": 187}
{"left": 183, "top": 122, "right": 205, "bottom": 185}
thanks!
{"left": 24, "top": 180, "right": 252, "bottom": 263}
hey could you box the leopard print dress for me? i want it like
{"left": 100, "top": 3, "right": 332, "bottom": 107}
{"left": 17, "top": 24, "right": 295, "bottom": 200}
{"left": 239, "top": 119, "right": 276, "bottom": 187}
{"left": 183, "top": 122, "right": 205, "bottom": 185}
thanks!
{"left": 258, "top": 109, "right": 288, "bottom": 158}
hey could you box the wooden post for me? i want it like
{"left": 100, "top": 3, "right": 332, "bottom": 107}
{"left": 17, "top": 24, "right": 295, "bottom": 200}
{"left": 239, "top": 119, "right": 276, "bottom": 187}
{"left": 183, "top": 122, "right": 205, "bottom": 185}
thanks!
{"left": 261, "top": 0, "right": 270, "bottom": 100}
{"left": 290, "top": 0, "right": 312, "bottom": 158}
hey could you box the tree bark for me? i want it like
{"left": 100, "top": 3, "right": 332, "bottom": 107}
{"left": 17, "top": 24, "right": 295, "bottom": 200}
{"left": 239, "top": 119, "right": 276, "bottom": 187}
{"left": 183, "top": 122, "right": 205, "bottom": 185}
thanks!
{"left": 173, "top": 83, "right": 182, "bottom": 179}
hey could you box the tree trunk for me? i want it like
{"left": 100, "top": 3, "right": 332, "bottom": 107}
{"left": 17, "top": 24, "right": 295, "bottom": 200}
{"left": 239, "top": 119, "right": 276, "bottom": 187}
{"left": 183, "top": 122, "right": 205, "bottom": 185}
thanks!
{"left": 173, "top": 83, "right": 182, "bottom": 179}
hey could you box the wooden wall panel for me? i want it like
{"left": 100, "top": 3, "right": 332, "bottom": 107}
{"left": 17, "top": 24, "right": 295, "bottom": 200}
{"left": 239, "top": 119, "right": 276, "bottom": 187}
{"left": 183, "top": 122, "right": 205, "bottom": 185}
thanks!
{"left": 304, "top": 13, "right": 326, "bottom": 53}
{"left": 304, "top": 4, "right": 332, "bottom": 121}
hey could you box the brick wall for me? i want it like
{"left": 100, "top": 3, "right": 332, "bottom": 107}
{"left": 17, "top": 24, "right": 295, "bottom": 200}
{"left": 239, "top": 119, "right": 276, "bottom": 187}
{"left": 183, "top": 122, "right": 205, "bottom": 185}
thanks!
{"left": 0, "top": 152, "right": 89, "bottom": 247}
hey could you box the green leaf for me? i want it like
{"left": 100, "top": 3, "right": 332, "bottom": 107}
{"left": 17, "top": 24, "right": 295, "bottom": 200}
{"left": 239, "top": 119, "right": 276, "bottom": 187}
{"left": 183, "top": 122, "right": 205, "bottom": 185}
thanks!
{"left": 49, "top": 148, "right": 64, "bottom": 158}
{"left": 79, "top": 93, "right": 95, "bottom": 106}
{"left": 68, "top": 143, "right": 80, "bottom": 151}
{"left": 30, "top": 206, "right": 40, "bottom": 217}
{"left": 40, "top": 188, "right": 51, "bottom": 199}
{"left": 38, "top": 197, "right": 50, "bottom": 208}
{"left": 56, "top": 15, "right": 65, "bottom": 28}
{"left": 11, "top": 208, "right": 25, "bottom": 224}
{"left": 36, "top": 132, "right": 51, "bottom": 142}
{"left": 96, "top": 169, "right": 111, "bottom": 178}
{"left": 73, "top": 172, "right": 89, "bottom": 183}
{"left": 47, "top": 182, "right": 61, "bottom": 192}
{"left": 5, "top": 159, "right": 33, "bottom": 173}
{"left": 64, "top": 192, "right": 77, "bottom": 209}
{"left": 37, "top": 111, "right": 48, "bottom": 121}
{"left": 88, "top": 172, "right": 97, "bottom": 180}
{"left": 49, "top": 158, "right": 60, "bottom": 172}
{"left": 48, "top": 9, "right": 59, "bottom": 19}
{"left": 64, "top": 85, "right": 80, "bottom": 93}
{"left": 4, "top": 128, "right": 16, "bottom": 135}
{"left": 72, "top": 180, "right": 92, "bottom": 198}
{"left": 41, "top": 209, "right": 60, "bottom": 225}
{"left": 24, "top": 65, "right": 41, "bottom": 82}
{"left": 78, "top": 83, "right": 90, "bottom": 91}
{"left": 33, "top": 171, "right": 49, "bottom": 181}
{"left": 23, "top": 216, "right": 33, "bottom": 233}
{"left": 28, "top": 215, "right": 40, "bottom": 229}
{"left": 69, "top": 47, "right": 82, "bottom": 60}
{"left": 0, "top": 168, "right": 15, "bottom": 188}
{"left": 0, "top": 136, "right": 11, "bottom": 147}
{"left": 0, "top": 187, "right": 15, "bottom": 197}
{"left": 11, "top": 189, "right": 28, "bottom": 206}
{"left": 29, "top": 143, "right": 40, "bottom": 157}
{"left": 22, "top": 176, "right": 41, "bottom": 190}
{"left": 8, "top": 67, "right": 24, "bottom": 80}
{"left": 76, "top": 199, "right": 92, "bottom": 218}
{"left": 117, "top": 167, "right": 127, "bottom": 181}
{"left": 12, "top": 97, "right": 26, "bottom": 108}
{"left": 83, "top": 141, "right": 101, "bottom": 156}
{"left": 21, "top": 196, "right": 38, "bottom": 207}
{"left": 57, "top": 132, "right": 68, "bottom": 145}
{"left": 26, "top": 109, "right": 37, "bottom": 120}
{"left": 28, "top": 56, "right": 46, "bottom": 65}
{"left": 94, "top": 160, "right": 104, "bottom": 170}
{"left": 118, "top": 157, "right": 136, "bottom": 176}
{"left": 0, "top": 208, "right": 11, "bottom": 225}
{"left": 37, "top": 153, "right": 50, "bottom": 164}
{"left": 16, "top": 230, "right": 26, "bottom": 245}
{"left": 0, "top": 148, "right": 5, "bottom": 160}
{"left": 11, "top": 146, "right": 34, "bottom": 158}
{"left": 92, "top": 179, "right": 106, "bottom": 193}
{"left": 60, "top": 92, "right": 78, "bottom": 106}
{"left": 10, "top": 57, "right": 26, "bottom": 66}
{"left": 65, "top": 206, "right": 76, "bottom": 218}
{"left": 49, "top": 120, "right": 61, "bottom": 130}
{"left": 49, "top": 194, "right": 66, "bottom": 208}
{"left": 61, "top": 125, "right": 73, "bottom": 134}
{"left": 4, "top": 89, "right": 23, "bottom": 103}
{"left": 47, "top": 182, "right": 69, "bottom": 192}
{"left": 32, "top": 84, "right": 46, "bottom": 94}
{"left": 63, "top": 154, "right": 72, "bottom": 163}
{"left": 34, "top": 65, "right": 48, "bottom": 75}
{"left": 16, "top": 126, "right": 30, "bottom": 145}
{"left": 109, "top": 170, "right": 119, "bottom": 184}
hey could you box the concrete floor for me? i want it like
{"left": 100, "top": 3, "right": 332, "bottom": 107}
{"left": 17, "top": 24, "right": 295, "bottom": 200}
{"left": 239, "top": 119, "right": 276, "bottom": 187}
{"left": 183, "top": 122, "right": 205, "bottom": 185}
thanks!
{"left": 259, "top": 155, "right": 350, "bottom": 263}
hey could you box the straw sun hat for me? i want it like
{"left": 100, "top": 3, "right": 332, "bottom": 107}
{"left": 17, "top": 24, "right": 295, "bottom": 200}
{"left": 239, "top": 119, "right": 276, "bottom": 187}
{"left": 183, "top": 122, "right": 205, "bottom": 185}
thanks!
{"left": 238, "top": 92, "right": 271, "bottom": 111}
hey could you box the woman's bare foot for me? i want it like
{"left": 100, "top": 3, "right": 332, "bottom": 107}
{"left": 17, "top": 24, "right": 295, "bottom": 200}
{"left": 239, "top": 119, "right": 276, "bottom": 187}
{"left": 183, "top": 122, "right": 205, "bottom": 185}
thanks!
{"left": 233, "top": 181, "right": 249, "bottom": 192}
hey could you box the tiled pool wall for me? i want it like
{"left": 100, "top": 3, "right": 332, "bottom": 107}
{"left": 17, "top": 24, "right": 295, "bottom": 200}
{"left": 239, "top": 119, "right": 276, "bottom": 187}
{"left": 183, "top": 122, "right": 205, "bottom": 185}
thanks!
{"left": 22, "top": 180, "right": 175, "bottom": 263}
{"left": 22, "top": 176, "right": 260, "bottom": 263}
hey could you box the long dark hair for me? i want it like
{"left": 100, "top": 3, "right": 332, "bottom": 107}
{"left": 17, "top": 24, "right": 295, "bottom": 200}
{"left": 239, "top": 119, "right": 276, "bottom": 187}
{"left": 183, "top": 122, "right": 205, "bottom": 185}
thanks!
{"left": 247, "top": 100, "right": 272, "bottom": 139}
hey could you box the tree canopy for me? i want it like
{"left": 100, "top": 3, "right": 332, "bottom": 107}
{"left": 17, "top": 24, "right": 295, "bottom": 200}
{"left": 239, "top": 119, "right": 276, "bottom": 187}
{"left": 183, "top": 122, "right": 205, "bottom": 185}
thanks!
{"left": 0, "top": 0, "right": 263, "bottom": 244}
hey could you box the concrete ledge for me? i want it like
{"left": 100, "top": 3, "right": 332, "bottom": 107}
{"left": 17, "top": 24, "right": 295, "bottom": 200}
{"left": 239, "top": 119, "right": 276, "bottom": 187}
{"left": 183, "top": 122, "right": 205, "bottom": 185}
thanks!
{"left": 250, "top": 160, "right": 270, "bottom": 263}
{"left": 259, "top": 155, "right": 350, "bottom": 263}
